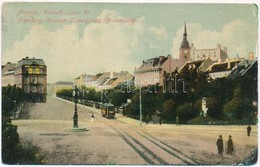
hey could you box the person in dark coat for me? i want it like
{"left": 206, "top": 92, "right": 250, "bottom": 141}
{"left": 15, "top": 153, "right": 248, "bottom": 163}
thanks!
{"left": 247, "top": 125, "right": 252, "bottom": 137}
{"left": 227, "top": 135, "right": 234, "bottom": 155}
{"left": 159, "top": 116, "right": 162, "bottom": 125}
{"left": 216, "top": 135, "right": 224, "bottom": 155}
{"left": 91, "top": 113, "right": 95, "bottom": 122}
{"left": 146, "top": 115, "right": 150, "bottom": 124}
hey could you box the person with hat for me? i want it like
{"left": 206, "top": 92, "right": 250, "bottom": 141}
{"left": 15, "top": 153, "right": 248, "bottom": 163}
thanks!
{"left": 216, "top": 135, "right": 224, "bottom": 155}
{"left": 227, "top": 135, "right": 234, "bottom": 155}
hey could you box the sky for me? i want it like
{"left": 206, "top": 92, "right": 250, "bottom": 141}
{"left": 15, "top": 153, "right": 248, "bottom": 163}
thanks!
{"left": 1, "top": 2, "right": 258, "bottom": 83}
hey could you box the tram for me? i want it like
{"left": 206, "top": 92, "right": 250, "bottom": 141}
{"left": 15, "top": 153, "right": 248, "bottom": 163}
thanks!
{"left": 101, "top": 103, "right": 115, "bottom": 119}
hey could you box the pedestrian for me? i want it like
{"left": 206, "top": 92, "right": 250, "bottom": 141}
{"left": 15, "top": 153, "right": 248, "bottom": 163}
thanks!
{"left": 146, "top": 115, "right": 149, "bottom": 124}
{"left": 247, "top": 125, "right": 252, "bottom": 137}
{"left": 227, "top": 135, "right": 234, "bottom": 155}
{"left": 216, "top": 135, "right": 224, "bottom": 155}
{"left": 176, "top": 116, "right": 180, "bottom": 126}
{"left": 159, "top": 116, "right": 162, "bottom": 125}
{"left": 91, "top": 113, "right": 95, "bottom": 122}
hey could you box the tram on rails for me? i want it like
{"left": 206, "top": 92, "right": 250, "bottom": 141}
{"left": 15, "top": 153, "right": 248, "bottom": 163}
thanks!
{"left": 101, "top": 103, "right": 115, "bottom": 119}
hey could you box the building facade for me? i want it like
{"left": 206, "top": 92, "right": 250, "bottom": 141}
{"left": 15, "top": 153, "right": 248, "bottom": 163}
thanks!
{"left": 14, "top": 57, "right": 47, "bottom": 102}
{"left": 134, "top": 55, "right": 178, "bottom": 87}
{"left": 2, "top": 62, "right": 16, "bottom": 86}
{"left": 190, "top": 44, "right": 227, "bottom": 62}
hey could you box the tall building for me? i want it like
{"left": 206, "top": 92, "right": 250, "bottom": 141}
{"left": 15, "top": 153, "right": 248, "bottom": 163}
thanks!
{"left": 179, "top": 22, "right": 191, "bottom": 65}
{"left": 179, "top": 23, "right": 227, "bottom": 63}
{"left": 14, "top": 57, "right": 47, "bottom": 102}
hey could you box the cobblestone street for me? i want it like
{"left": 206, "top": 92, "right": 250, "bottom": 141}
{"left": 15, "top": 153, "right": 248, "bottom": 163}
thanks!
{"left": 13, "top": 96, "right": 258, "bottom": 165}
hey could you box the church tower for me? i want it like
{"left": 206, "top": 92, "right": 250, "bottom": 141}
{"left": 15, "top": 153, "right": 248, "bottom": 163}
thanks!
{"left": 180, "top": 22, "right": 190, "bottom": 64}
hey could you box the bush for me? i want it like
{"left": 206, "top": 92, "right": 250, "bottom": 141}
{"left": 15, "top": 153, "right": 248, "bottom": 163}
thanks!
{"left": 176, "top": 103, "right": 200, "bottom": 124}
{"left": 2, "top": 118, "right": 47, "bottom": 165}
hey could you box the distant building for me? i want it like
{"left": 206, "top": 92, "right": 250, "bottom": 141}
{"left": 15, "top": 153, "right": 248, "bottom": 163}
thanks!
{"left": 54, "top": 81, "right": 73, "bottom": 95}
{"left": 190, "top": 44, "right": 227, "bottom": 62}
{"left": 205, "top": 59, "right": 242, "bottom": 80}
{"left": 228, "top": 59, "right": 257, "bottom": 79}
{"left": 179, "top": 23, "right": 227, "bottom": 64}
{"left": 2, "top": 62, "right": 16, "bottom": 86}
{"left": 134, "top": 55, "right": 179, "bottom": 87}
{"left": 97, "top": 71, "right": 134, "bottom": 91}
{"left": 14, "top": 57, "right": 47, "bottom": 102}
{"left": 75, "top": 71, "right": 133, "bottom": 91}
{"left": 179, "top": 57, "right": 214, "bottom": 73}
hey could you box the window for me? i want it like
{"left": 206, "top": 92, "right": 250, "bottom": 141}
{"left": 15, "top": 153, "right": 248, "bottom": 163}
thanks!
{"left": 32, "top": 86, "right": 37, "bottom": 93}
{"left": 38, "top": 76, "right": 43, "bottom": 83}
{"left": 40, "top": 68, "right": 44, "bottom": 74}
{"left": 39, "top": 86, "right": 44, "bottom": 93}
{"left": 24, "top": 85, "right": 30, "bottom": 93}
{"left": 24, "top": 76, "right": 30, "bottom": 84}
{"left": 32, "top": 76, "right": 37, "bottom": 84}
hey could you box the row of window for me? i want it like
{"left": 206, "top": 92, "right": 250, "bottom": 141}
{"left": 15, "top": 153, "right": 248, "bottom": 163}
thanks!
{"left": 24, "top": 76, "right": 45, "bottom": 84}
{"left": 24, "top": 85, "right": 45, "bottom": 93}
{"left": 24, "top": 67, "right": 46, "bottom": 74}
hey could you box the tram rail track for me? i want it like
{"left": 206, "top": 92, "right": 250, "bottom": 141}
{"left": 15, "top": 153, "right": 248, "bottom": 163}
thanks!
{"left": 97, "top": 116, "right": 199, "bottom": 165}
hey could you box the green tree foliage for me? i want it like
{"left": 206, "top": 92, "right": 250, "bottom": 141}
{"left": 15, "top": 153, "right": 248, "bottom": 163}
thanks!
{"left": 56, "top": 88, "right": 73, "bottom": 99}
{"left": 223, "top": 85, "right": 255, "bottom": 123}
{"left": 2, "top": 118, "right": 21, "bottom": 164}
{"left": 2, "top": 85, "right": 46, "bottom": 164}
{"left": 206, "top": 97, "right": 223, "bottom": 119}
{"left": 176, "top": 103, "right": 200, "bottom": 123}
{"left": 162, "top": 99, "right": 175, "bottom": 116}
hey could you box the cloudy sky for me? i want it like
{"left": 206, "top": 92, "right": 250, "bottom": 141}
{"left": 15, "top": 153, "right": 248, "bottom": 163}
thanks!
{"left": 2, "top": 2, "right": 258, "bottom": 83}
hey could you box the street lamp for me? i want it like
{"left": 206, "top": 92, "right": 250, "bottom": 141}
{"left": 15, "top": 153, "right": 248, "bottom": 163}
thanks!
{"left": 72, "top": 86, "right": 79, "bottom": 128}
{"left": 13, "top": 100, "right": 16, "bottom": 119}
{"left": 139, "top": 86, "right": 142, "bottom": 126}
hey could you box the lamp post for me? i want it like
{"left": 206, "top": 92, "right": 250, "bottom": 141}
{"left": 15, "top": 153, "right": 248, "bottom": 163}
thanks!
{"left": 72, "top": 86, "right": 79, "bottom": 128}
{"left": 139, "top": 86, "right": 142, "bottom": 126}
{"left": 13, "top": 100, "right": 16, "bottom": 119}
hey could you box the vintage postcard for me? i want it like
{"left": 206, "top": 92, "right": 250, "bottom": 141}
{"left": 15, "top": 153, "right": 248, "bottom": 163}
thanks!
{"left": 1, "top": 0, "right": 258, "bottom": 165}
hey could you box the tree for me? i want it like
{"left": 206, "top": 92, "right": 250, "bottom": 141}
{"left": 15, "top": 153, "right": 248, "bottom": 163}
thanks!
{"left": 162, "top": 99, "right": 175, "bottom": 116}
{"left": 176, "top": 103, "right": 200, "bottom": 123}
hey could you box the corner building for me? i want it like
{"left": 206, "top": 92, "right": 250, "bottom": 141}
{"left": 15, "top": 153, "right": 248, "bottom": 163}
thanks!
{"left": 14, "top": 57, "right": 47, "bottom": 102}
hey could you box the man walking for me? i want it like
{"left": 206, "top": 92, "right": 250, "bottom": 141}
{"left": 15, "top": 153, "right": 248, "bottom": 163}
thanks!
{"left": 216, "top": 135, "right": 224, "bottom": 155}
{"left": 247, "top": 125, "right": 252, "bottom": 137}
{"left": 227, "top": 135, "right": 234, "bottom": 155}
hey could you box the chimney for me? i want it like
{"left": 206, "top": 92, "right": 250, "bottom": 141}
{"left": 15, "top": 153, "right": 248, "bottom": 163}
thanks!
{"left": 227, "top": 60, "right": 231, "bottom": 69}
{"left": 159, "top": 56, "right": 164, "bottom": 61}
{"left": 110, "top": 72, "right": 113, "bottom": 78}
{"left": 233, "top": 63, "right": 238, "bottom": 70}
{"left": 249, "top": 52, "right": 255, "bottom": 61}
{"left": 218, "top": 58, "right": 222, "bottom": 63}
{"left": 217, "top": 44, "right": 221, "bottom": 49}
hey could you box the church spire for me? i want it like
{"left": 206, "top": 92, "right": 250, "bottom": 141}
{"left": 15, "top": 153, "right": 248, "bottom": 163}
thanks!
{"left": 180, "top": 22, "right": 190, "bottom": 48}
{"left": 184, "top": 22, "right": 187, "bottom": 35}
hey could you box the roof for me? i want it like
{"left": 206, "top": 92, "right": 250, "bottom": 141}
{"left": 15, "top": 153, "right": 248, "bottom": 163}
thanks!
{"left": 55, "top": 81, "right": 74, "bottom": 85}
{"left": 136, "top": 56, "right": 170, "bottom": 71}
{"left": 206, "top": 59, "right": 241, "bottom": 73}
{"left": 228, "top": 60, "right": 257, "bottom": 79}
{"left": 2, "top": 62, "right": 16, "bottom": 76}
{"left": 179, "top": 59, "right": 204, "bottom": 72}
{"left": 102, "top": 103, "right": 114, "bottom": 107}
{"left": 15, "top": 57, "right": 46, "bottom": 67}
